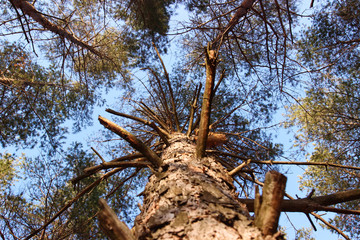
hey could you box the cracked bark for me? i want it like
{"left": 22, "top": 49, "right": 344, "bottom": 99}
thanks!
{"left": 134, "top": 133, "right": 276, "bottom": 240}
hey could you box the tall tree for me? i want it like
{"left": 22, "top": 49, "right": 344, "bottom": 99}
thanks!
{"left": 1, "top": 0, "right": 360, "bottom": 239}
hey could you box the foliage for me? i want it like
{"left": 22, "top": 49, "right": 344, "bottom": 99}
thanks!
{"left": 0, "top": 143, "right": 144, "bottom": 239}
{"left": 0, "top": 41, "right": 97, "bottom": 150}
{"left": 295, "top": 227, "right": 316, "bottom": 240}
{"left": 287, "top": 0, "right": 360, "bottom": 237}
{"left": 114, "top": 58, "right": 284, "bottom": 195}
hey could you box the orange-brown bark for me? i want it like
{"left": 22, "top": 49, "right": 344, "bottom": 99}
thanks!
{"left": 134, "top": 133, "right": 277, "bottom": 240}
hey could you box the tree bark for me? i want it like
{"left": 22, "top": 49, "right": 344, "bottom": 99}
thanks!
{"left": 254, "top": 171, "right": 287, "bottom": 236}
{"left": 134, "top": 133, "right": 271, "bottom": 240}
{"left": 98, "top": 198, "right": 135, "bottom": 240}
{"left": 196, "top": 47, "right": 217, "bottom": 158}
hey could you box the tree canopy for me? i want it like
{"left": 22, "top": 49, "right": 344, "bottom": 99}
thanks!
{"left": 287, "top": 0, "right": 360, "bottom": 237}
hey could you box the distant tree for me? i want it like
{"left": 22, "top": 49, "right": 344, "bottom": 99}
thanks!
{"left": 287, "top": 0, "right": 360, "bottom": 238}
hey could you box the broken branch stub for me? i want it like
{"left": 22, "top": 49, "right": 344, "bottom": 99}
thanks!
{"left": 196, "top": 45, "right": 217, "bottom": 158}
{"left": 98, "top": 198, "right": 135, "bottom": 240}
{"left": 98, "top": 116, "right": 162, "bottom": 168}
{"left": 254, "top": 171, "right": 287, "bottom": 236}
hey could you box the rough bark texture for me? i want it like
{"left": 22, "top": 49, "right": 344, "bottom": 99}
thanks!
{"left": 254, "top": 171, "right": 287, "bottom": 236}
{"left": 134, "top": 133, "right": 266, "bottom": 240}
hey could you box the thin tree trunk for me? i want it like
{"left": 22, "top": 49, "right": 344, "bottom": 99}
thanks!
{"left": 134, "top": 133, "right": 268, "bottom": 239}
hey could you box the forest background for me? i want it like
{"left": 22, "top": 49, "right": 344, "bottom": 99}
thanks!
{"left": 1, "top": 0, "right": 360, "bottom": 239}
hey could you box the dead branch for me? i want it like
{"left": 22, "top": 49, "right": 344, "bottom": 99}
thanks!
{"left": 242, "top": 189, "right": 360, "bottom": 214}
{"left": 91, "top": 147, "right": 106, "bottom": 163}
{"left": 212, "top": 0, "right": 256, "bottom": 50}
{"left": 186, "top": 84, "right": 202, "bottom": 136}
{"left": 282, "top": 193, "right": 352, "bottom": 240}
{"left": 106, "top": 169, "right": 140, "bottom": 198}
{"left": 139, "top": 101, "right": 169, "bottom": 131}
{"left": 239, "top": 170, "right": 354, "bottom": 240}
{"left": 196, "top": 45, "right": 217, "bottom": 158}
{"left": 229, "top": 159, "right": 251, "bottom": 176}
{"left": 98, "top": 116, "right": 162, "bottom": 168}
{"left": 212, "top": 68, "right": 226, "bottom": 100}
{"left": 254, "top": 171, "right": 287, "bottom": 236}
{"left": 9, "top": 0, "right": 105, "bottom": 58}
{"left": 98, "top": 198, "right": 136, "bottom": 240}
{"left": 309, "top": 212, "right": 350, "bottom": 240}
{"left": 106, "top": 108, "right": 170, "bottom": 146}
{"left": 84, "top": 160, "right": 149, "bottom": 174}
{"left": 143, "top": 67, "right": 173, "bottom": 128}
{"left": 210, "top": 150, "right": 360, "bottom": 171}
{"left": 152, "top": 42, "right": 180, "bottom": 131}
{"left": 71, "top": 152, "right": 152, "bottom": 184}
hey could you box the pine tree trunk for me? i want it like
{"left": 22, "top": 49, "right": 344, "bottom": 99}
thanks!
{"left": 134, "top": 133, "right": 266, "bottom": 239}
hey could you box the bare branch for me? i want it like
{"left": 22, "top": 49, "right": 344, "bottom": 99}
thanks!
{"left": 98, "top": 198, "right": 136, "bottom": 240}
{"left": 186, "top": 84, "right": 202, "bottom": 137}
{"left": 98, "top": 116, "right": 162, "bottom": 168}
{"left": 210, "top": 150, "right": 360, "bottom": 171}
{"left": 229, "top": 159, "right": 251, "bottom": 176}
{"left": 212, "top": 0, "right": 256, "bottom": 50}
{"left": 106, "top": 108, "right": 170, "bottom": 146}
{"left": 91, "top": 147, "right": 106, "bottom": 163}
{"left": 242, "top": 189, "right": 360, "bottom": 214}
{"left": 139, "top": 101, "right": 170, "bottom": 131}
{"left": 309, "top": 212, "right": 350, "bottom": 240}
{"left": 70, "top": 152, "right": 154, "bottom": 184}
{"left": 84, "top": 159, "right": 149, "bottom": 174}
{"left": 196, "top": 45, "right": 217, "bottom": 158}
{"left": 9, "top": 0, "right": 105, "bottom": 58}
{"left": 283, "top": 193, "right": 352, "bottom": 240}
{"left": 212, "top": 69, "right": 226, "bottom": 100}
{"left": 152, "top": 42, "right": 180, "bottom": 131}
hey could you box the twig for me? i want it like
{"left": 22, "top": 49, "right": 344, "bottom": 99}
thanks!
{"left": 229, "top": 159, "right": 251, "bottom": 176}
{"left": 139, "top": 101, "right": 169, "bottom": 131}
{"left": 91, "top": 147, "right": 106, "bottom": 163}
{"left": 152, "top": 42, "right": 180, "bottom": 131}
{"left": 106, "top": 169, "right": 140, "bottom": 198}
